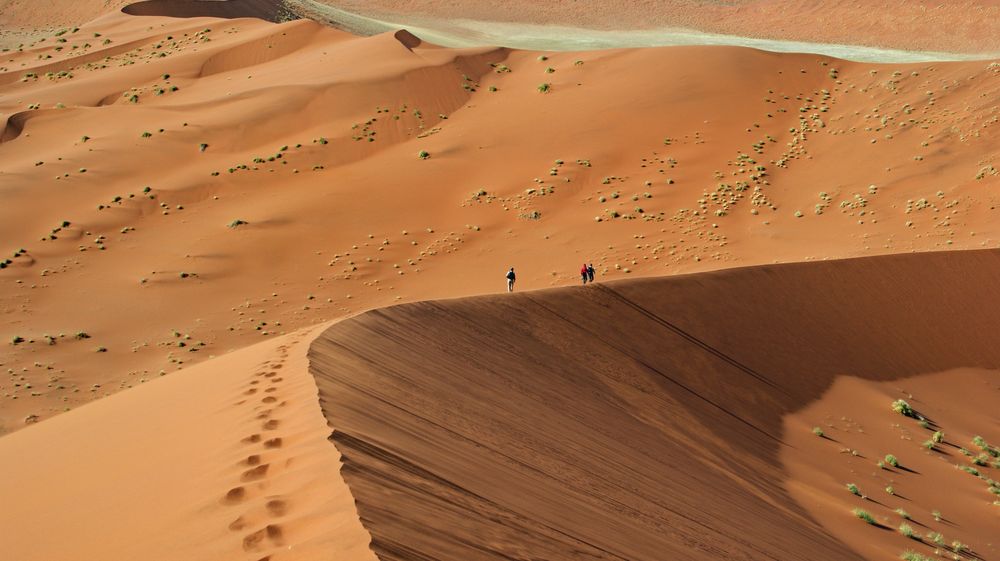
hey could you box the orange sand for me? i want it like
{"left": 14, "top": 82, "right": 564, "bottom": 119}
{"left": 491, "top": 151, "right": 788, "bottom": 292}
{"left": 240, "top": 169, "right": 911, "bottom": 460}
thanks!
{"left": 1, "top": 4, "right": 999, "bottom": 560}
{"left": 0, "top": 323, "right": 376, "bottom": 561}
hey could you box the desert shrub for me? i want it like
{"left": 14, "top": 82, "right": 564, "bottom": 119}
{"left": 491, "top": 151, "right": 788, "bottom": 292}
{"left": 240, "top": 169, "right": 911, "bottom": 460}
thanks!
{"left": 892, "top": 399, "right": 915, "bottom": 417}
{"left": 853, "top": 508, "right": 876, "bottom": 524}
{"left": 898, "top": 523, "right": 917, "bottom": 539}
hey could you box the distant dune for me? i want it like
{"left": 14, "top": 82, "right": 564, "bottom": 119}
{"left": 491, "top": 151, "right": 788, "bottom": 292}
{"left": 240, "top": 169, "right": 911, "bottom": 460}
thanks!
{"left": 312, "top": 248, "right": 1000, "bottom": 560}
{"left": 4, "top": 8, "right": 1000, "bottom": 434}
{"left": 122, "top": 0, "right": 295, "bottom": 21}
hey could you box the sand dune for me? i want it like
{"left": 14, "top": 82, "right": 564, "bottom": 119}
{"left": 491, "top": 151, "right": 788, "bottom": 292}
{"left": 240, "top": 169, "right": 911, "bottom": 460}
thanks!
{"left": 1, "top": 5, "right": 999, "bottom": 560}
{"left": 4, "top": 9, "right": 1000, "bottom": 435}
{"left": 123, "top": 0, "right": 297, "bottom": 21}
{"left": 0, "top": 323, "right": 376, "bottom": 561}
{"left": 311, "top": 248, "right": 1000, "bottom": 560}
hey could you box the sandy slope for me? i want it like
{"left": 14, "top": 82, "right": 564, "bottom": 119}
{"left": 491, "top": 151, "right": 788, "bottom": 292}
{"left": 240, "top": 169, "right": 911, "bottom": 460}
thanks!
{"left": 4, "top": 8, "right": 1000, "bottom": 434}
{"left": 0, "top": 6, "right": 999, "bottom": 560}
{"left": 0, "top": 322, "right": 376, "bottom": 561}
{"left": 311, "top": 248, "right": 1000, "bottom": 560}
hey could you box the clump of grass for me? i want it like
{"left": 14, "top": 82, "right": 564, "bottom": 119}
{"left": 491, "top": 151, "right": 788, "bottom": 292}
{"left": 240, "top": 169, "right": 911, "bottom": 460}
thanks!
{"left": 892, "top": 399, "right": 915, "bottom": 417}
{"left": 199, "top": 143, "right": 208, "bottom": 152}
{"left": 812, "top": 426, "right": 824, "bottom": 437}
{"left": 898, "top": 523, "right": 917, "bottom": 539}
{"left": 885, "top": 454, "right": 900, "bottom": 468}
{"left": 959, "top": 465, "right": 980, "bottom": 477}
{"left": 228, "top": 219, "right": 247, "bottom": 228}
{"left": 537, "top": 83, "right": 551, "bottom": 93}
{"left": 900, "top": 551, "right": 931, "bottom": 561}
{"left": 418, "top": 150, "right": 430, "bottom": 160}
{"left": 846, "top": 483, "right": 861, "bottom": 496}
{"left": 895, "top": 508, "right": 910, "bottom": 519}
{"left": 141, "top": 131, "right": 152, "bottom": 138}
{"left": 932, "top": 431, "right": 944, "bottom": 443}
{"left": 932, "top": 510, "right": 942, "bottom": 522}
{"left": 75, "top": 331, "right": 90, "bottom": 339}
{"left": 927, "top": 532, "right": 945, "bottom": 545}
{"left": 951, "top": 541, "right": 967, "bottom": 553}
{"left": 11, "top": 335, "right": 25, "bottom": 345}
{"left": 923, "top": 440, "right": 935, "bottom": 450}
{"left": 853, "top": 508, "right": 876, "bottom": 524}
{"left": 886, "top": 485, "right": 895, "bottom": 495}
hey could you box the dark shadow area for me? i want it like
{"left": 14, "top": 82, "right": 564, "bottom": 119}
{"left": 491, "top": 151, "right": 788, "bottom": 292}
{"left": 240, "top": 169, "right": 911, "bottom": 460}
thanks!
{"left": 122, "top": 0, "right": 297, "bottom": 21}
{"left": 310, "top": 248, "right": 1000, "bottom": 561}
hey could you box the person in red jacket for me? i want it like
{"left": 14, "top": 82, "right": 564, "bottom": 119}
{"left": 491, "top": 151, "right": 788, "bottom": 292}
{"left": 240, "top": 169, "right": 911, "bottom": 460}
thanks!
{"left": 580, "top": 263, "right": 589, "bottom": 285}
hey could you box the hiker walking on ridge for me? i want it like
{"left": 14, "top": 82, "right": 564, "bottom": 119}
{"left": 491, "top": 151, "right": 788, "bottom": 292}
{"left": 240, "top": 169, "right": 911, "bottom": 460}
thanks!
{"left": 587, "top": 263, "right": 596, "bottom": 283}
{"left": 506, "top": 267, "right": 516, "bottom": 292}
{"left": 580, "top": 263, "right": 589, "bottom": 285}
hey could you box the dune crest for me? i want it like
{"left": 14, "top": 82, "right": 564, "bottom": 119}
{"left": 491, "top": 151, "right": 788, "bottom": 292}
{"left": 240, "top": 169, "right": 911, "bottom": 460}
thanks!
{"left": 310, "top": 249, "right": 1000, "bottom": 560}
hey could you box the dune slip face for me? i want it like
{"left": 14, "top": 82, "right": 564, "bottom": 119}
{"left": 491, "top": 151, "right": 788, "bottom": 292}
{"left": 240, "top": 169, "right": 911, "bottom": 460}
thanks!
{"left": 311, "top": 249, "right": 1000, "bottom": 560}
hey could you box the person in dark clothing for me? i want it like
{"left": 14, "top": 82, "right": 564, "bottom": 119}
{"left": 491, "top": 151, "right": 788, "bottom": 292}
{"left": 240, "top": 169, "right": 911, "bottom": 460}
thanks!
{"left": 506, "top": 267, "right": 516, "bottom": 292}
{"left": 580, "top": 263, "right": 589, "bottom": 285}
{"left": 587, "top": 263, "right": 595, "bottom": 283}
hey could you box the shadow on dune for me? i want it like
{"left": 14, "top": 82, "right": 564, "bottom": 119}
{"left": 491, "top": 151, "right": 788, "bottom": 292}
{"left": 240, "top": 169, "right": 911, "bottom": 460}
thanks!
{"left": 122, "top": 0, "right": 297, "bottom": 21}
{"left": 309, "top": 249, "right": 1000, "bottom": 560}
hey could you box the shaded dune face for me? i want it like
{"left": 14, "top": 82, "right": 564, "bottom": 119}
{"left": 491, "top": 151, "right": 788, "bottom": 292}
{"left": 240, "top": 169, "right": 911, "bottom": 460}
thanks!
{"left": 121, "top": 0, "right": 293, "bottom": 21}
{"left": 310, "top": 249, "right": 1000, "bottom": 560}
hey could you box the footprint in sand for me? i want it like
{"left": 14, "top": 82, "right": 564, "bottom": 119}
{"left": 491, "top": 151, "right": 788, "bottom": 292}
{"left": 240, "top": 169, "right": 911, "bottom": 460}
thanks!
{"left": 261, "top": 396, "right": 277, "bottom": 404}
{"left": 244, "top": 388, "right": 258, "bottom": 395}
{"left": 222, "top": 486, "right": 246, "bottom": 504}
{"left": 264, "top": 372, "right": 277, "bottom": 378}
{"left": 242, "top": 434, "right": 262, "bottom": 444}
{"left": 268, "top": 377, "right": 283, "bottom": 383}
{"left": 240, "top": 464, "right": 269, "bottom": 482}
{"left": 242, "top": 524, "right": 283, "bottom": 551}
{"left": 228, "top": 516, "right": 247, "bottom": 531}
{"left": 262, "top": 419, "right": 280, "bottom": 430}
{"left": 243, "top": 454, "right": 261, "bottom": 466}
{"left": 265, "top": 499, "right": 288, "bottom": 517}
{"left": 263, "top": 437, "right": 282, "bottom": 449}
{"left": 264, "top": 387, "right": 277, "bottom": 393}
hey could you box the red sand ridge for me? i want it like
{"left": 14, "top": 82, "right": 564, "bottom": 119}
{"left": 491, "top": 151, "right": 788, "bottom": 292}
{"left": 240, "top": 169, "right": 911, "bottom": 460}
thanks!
{"left": 311, "top": 249, "right": 1000, "bottom": 560}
